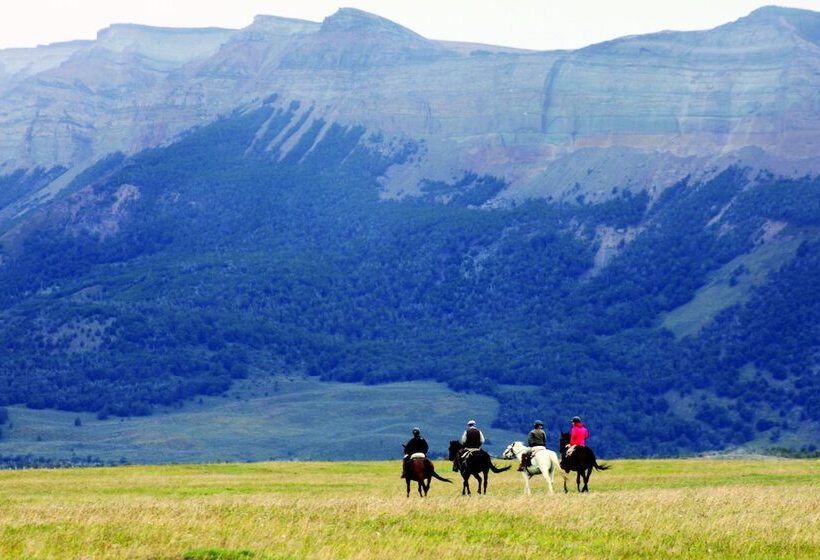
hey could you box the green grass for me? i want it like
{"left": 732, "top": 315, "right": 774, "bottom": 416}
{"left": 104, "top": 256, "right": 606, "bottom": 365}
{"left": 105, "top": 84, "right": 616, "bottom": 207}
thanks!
{"left": 0, "top": 376, "right": 521, "bottom": 464}
{"left": 0, "top": 458, "right": 817, "bottom": 559}
{"left": 661, "top": 235, "right": 804, "bottom": 338}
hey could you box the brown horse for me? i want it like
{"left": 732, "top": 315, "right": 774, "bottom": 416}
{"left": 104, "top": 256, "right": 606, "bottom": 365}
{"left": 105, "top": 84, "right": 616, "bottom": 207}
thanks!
{"left": 404, "top": 456, "right": 452, "bottom": 497}
{"left": 559, "top": 431, "right": 610, "bottom": 492}
{"left": 448, "top": 441, "right": 511, "bottom": 495}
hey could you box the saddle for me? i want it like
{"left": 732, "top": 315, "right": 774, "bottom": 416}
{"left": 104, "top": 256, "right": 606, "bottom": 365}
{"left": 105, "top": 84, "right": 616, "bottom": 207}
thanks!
{"left": 401, "top": 453, "right": 428, "bottom": 478}
{"left": 517, "top": 446, "right": 545, "bottom": 471}
{"left": 459, "top": 448, "right": 486, "bottom": 467}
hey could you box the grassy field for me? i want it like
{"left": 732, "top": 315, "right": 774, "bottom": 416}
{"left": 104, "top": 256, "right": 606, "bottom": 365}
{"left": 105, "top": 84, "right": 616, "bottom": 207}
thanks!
{"left": 0, "top": 376, "right": 520, "bottom": 463}
{"left": 1, "top": 457, "right": 817, "bottom": 559}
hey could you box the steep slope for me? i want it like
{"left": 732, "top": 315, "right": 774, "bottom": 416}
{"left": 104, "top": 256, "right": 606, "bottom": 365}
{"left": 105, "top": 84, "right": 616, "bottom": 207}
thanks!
{"left": 0, "top": 7, "right": 818, "bottom": 459}
{"left": 1, "top": 7, "right": 818, "bottom": 213}
{"left": 537, "top": 6, "right": 820, "bottom": 157}
{"left": 0, "top": 101, "right": 816, "bottom": 457}
{"left": 0, "top": 24, "right": 237, "bottom": 173}
{"left": 0, "top": 40, "right": 90, "bottom": 93}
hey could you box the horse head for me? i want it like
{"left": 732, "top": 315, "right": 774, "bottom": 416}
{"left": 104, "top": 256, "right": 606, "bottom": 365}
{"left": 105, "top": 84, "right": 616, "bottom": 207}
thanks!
{"left": 502, "top": 441, "right": 524, "bottom": 460}
{"left": 448, "top": 440, "right": 463, "bottom": 461}
{"left": 559, "top": 431, "right": 570, "bottom": 450}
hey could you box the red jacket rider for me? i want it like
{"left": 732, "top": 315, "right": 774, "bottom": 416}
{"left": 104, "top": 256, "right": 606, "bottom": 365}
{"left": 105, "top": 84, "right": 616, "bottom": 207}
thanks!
{"left": 569, "top": 417, "right": 588, "bottom": 446}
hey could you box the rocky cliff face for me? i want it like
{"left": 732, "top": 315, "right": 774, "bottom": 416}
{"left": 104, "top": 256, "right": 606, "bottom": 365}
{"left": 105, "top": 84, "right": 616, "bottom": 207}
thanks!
{"left": 0, "top": 23, "right": 237, "bottom": 173}
{"left": 1, "top": 6, "right": 818, "bottom": 210}
{"left": 539, "top": 6, "right": 820, "bottom": 157}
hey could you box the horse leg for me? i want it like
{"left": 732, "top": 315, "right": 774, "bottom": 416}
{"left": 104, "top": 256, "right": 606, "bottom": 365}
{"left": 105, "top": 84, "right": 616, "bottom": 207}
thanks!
{"left": 462, "top": 474, "right": 470, "bottom": 496}
{"left": 474, "top": 473, "right": 483, "bottom": 495}
{"left": 540, "top": 466, "right": 555, "bottom": 494}
{"left": 582, "top": 467, "right": 591, "bottom": 492}
{"left": 406, "top": 477, "right": 411, "bottom": 498}
{"left": 482, "top": 469, "right": 489, "bottom": 495}
{"left": 576, "top": 471, "right": 582, "bottom": 492}
{"left": 521, "top": 472, "right": 531, "bottom": 495}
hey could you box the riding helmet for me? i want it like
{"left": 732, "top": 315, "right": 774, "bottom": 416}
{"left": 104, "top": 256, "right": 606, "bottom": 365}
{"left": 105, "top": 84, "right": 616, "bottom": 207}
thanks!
{"left": 572, "top": 416, "right": 582, "bottom": 423}
{"left": 533, "top": 420, "right": 544, "bottom": 428}
{"left": 467, "top": 420, "right": 476, "bottom": 426}
{"left": 412, "top": 427, "right": 420, "bottom": 435}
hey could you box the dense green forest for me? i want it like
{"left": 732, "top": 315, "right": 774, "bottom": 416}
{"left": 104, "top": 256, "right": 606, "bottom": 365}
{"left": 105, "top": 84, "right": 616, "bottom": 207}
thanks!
{"left": 0, "top": 101, "right": 817, "bottom": 457}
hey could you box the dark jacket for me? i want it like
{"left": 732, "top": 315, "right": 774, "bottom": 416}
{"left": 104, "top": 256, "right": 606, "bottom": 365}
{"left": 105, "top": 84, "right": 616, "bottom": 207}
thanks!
{"left": 404, "top": 435, "right": 429, "bottom": 456}
{"left": 527, "top": 428, "right": 547, "bottom": 448}
{"left": 461, "top": 426, "right": 484, "bottom": 448}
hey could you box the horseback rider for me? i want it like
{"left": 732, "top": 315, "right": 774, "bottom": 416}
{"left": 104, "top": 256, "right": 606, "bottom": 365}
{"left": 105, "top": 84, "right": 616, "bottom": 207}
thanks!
{"left": 566, "top": 416, "right": 589, "bottom": 457}
{"left": 405, "top": 427, "right": 429, "bottom": 456}
{"left": 458, "top": 419, "right": 486, "bottom": 465}
{"left": 402, "top": 427, "right": 429, "bottom": 478}
{"left": 518, "top": 420, "right": 547, "bottom": 471}
{"left": 460, "top": 420, "right": 485, "bottom": 449}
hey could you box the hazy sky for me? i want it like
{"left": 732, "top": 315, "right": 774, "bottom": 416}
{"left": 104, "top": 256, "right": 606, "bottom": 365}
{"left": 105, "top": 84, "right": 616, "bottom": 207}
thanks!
{"left": 2, "top": 0, "right": 819, "bottom": 51}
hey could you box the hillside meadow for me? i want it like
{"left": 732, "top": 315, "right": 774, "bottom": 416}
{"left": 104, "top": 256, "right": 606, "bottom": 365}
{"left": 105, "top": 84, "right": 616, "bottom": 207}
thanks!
{"left": 0, "top": 457, "right": 817, "bottom": 559}
{"left": 0, "top": 376, "right": 521, "bottom": 464}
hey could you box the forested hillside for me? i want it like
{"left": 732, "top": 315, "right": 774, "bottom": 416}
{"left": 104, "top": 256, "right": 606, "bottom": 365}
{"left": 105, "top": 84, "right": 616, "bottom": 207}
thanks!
{"left": 0, "top": 100, "right": 817, "bottom": 457}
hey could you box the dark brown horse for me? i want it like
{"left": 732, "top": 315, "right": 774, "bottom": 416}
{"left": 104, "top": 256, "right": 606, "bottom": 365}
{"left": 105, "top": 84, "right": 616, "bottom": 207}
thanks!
{"left": 448, "top": 441, "right": 511, "bottom": 495}
{"left": 559, "top": 431, "right": 610, "bottom": 492}
{"left": 403, "top": 456, "right": 452, "bottom": 497}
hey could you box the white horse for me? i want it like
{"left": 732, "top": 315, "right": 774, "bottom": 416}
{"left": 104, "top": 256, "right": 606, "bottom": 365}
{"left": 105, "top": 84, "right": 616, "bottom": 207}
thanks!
{"left": 502, "top": 441, "right": 567, "bottom": 495}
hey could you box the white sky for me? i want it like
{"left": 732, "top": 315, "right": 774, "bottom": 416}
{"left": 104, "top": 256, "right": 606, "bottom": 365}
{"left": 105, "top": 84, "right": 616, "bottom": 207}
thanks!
{"left": 2, "top": 0, "right": 820, "bottom": 51}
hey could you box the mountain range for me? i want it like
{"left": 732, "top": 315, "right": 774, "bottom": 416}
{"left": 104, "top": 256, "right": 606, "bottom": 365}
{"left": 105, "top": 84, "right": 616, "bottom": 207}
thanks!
{"left": 0, "top": 6, "right": 817, "bottom": 461}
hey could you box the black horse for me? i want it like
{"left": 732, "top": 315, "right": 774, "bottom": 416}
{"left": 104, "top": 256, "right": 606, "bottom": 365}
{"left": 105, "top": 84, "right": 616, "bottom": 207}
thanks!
{"left": 403, "top": 456, "right": 452, "bottom": 497}
{"left": 448, "top": 440, "right": 511, "bottom": 495}
{"left": 558, "top": 431, "right": 610, "bottom": 492}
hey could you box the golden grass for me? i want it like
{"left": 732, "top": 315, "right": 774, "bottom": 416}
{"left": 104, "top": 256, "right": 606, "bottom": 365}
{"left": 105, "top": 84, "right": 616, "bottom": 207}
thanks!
{"left": 0, "top": 458, "right": 817, "bottom": 559}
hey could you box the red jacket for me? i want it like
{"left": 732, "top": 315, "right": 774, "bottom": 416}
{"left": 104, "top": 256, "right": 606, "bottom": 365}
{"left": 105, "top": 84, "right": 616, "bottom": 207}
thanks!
{"left": 570, "top": 423, "right": 589, "bottom": 446}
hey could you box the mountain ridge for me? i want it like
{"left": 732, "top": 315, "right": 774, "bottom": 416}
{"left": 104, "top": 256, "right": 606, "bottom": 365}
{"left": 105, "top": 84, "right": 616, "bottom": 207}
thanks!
{"left": 0, "top": 99, "right": 817, "bottom": 458}
{"left": 1, "top": 6, "right": 818, "bottom": 184}
{"left": 0, "top": 7, "right": 818, "bottom": 460}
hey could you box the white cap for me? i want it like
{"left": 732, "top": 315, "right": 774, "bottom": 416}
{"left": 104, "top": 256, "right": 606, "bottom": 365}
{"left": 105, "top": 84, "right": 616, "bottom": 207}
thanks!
{"left": 467, "top": 420, "right": 476, "bottom": 426}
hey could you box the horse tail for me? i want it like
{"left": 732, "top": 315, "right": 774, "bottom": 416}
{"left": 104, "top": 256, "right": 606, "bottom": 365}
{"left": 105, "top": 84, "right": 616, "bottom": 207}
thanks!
{"left": 593, "top": 460, "right": 611, "bottom": 471}
{"left": 489, "top": 462, "right": 511, "bottom": 473}
{"left": 431, "top": 470, "right": 453, "bottom": 483}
